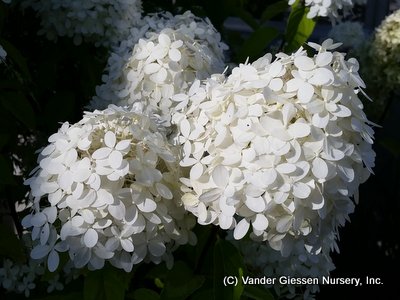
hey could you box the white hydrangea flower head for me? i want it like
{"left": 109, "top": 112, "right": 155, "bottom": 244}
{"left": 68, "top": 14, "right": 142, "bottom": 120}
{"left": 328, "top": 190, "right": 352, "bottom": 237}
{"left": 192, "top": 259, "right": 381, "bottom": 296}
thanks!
{"left": 173, "top": 39, "right": 375, "bottom": 255}
{"left": 328, "top": 21, "right": 367, "bottom": 51}
{"left": 23, "top": 105, "right": 196, "bottom": 273}
{"left": 370, "top": 9, "right": 400, "bottom": 92}
{"left": 20, "top": 0, "right": 143, "bottom": 47}
{"left": 288, "top": 0, "right": 367, "bottom": 19}
{"left": 90, "top": 11, "right": 228, "bottom": 124}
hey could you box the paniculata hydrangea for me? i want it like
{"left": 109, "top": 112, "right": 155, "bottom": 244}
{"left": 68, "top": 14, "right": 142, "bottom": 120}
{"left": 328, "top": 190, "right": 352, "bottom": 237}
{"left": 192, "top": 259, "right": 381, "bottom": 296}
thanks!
{"left": 328, "top": 21, "right": 367, "bottom": 51}
{"left": 20, "top": 0, "right": 143, "bottom": 47}
{"left": 89, "top": 11, "right": 227, "bottom": 124}
{"left": 23, "top": 105, "right": 196, "bottom": 273}
{"left": 370, "top": 9, "right": 400, "bottom": 93}
{"left": 173, "top": 39, "right": 375, "bottom": 257}
{"left": 288, "top": 0, "right": 367, "bottom": 19}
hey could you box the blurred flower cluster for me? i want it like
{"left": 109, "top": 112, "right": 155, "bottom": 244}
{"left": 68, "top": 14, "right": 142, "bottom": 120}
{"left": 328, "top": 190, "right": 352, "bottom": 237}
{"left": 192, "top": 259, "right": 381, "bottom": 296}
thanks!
{"left": 370, "top": 9, "right": 400, "bottom": 94}
{"left": 20, "top": 0, "right": 143, "bottom": 47}
{"left": 288, "top": 0, "right": 366, "bottom": 19}
{"left": 328, "top": 21, "right": 367, "bottom": 51}
{"left": 0, "top": 259, "right": 44, "bottom": 297}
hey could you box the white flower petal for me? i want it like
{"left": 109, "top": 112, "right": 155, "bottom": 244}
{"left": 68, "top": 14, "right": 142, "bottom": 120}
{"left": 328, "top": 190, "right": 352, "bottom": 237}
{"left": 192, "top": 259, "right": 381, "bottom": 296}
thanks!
{"left": 144, "top": 63, "right": 162, "bottom": 74}
{"left": 31, "top": 244, "right": 50, "bottom": 259}
{"left": 312, "top": 157, "right": 329, "bottom": 179}
{"left": 155, "top": 183, "right": 173, "bottom": 199}
{"left": 92, "top": 147, "right": 112, "bottom": 160}
{"left": 137, "top": 198, "right": 157, "bottom": 213}
{"left": 84, "top": 228, "right": 98, "bottom": 248}
{"left": 288, "top": 123, "right": 311, "bottom": 138}
{"left": 104, "top": 131, "right": 116, "bottom": 148}
{"left": 297, "top": 83, "right": 314, "bottom": 103}
{"left": 308, "top": 68, "right": 334, "bottom": 86}
{"left": 31, "top": 213, "right": 47, "bottom": 227}
{"left": 47, "top": 250, "right": 59, "bottom": 272}
{"left": 276, "top": 215, "right": 292, "bottom": 233}
{"left": 190, "top": 163, "right": 204, "bottom": 180}
{"left": 294, "top": 56, "right": 315, "bottom": 71}
{"left": 233, "top": 218, "right": 250, "bottom": 240}
{"left": 169, "top": 48, "right": 182, "bottom": 62}
{"left": 316, "top": 52, "right": 333, "bottom": 67}
{"left": 245, "top": 196, "right": 265, "bottom": 213}
{"left": 292, "top": 182, "right": 311, "bottom": 199}
{"left": 109, "top": 151, "right": 123, "bottom": 169}
{"left": 212, "top": 165, "right": 229, "bottom": 188}
{"left": 115, "top": 140, "right": 131, "bottom": 152}
{"left": 148, "top": 241, "right": 166, "bottom": 257}
{"left": 276, "top": 163, "right": 297, "bottom": 174}
{"left": 40, "top": 223, "right": 50, "bottom": 245}
{"left": 121, "top": 239, "right": 134, "bottom": 252}
{"left": 252, "top": 214, "right": 269, "bottom": 231}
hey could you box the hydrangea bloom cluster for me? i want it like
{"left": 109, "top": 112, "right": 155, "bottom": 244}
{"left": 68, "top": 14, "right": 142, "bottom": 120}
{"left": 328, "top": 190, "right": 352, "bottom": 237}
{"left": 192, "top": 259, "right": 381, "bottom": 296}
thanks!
{"left": 20, "top": 0, "right": 143, "bottom": 47}
{"left": 23, "top": 105, "right": 196, "bottom": 273}
{"left": 328, "top": 21, "right": 367, "bottom": 51}
{"left": 370, "top": 9, "right": 400, "bottom": 92}
{"left": 90, "top": 11, "right": 228, "bottom": 124}
{"left": 174, "top": 39, "right": 375, "bottom": 256}
{"left": 288, "top": 0, "right": 367, "bottom": 19}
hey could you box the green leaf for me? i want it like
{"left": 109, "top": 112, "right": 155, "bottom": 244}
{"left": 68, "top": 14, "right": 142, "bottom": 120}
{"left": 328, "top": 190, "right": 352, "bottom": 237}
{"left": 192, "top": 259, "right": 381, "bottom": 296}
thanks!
{"left": 160, "top": 261, "right": 205, "bottom": 300}
{"left": 213, "top": 239, "right": 246, "bottom": 300}
{"left": 260, "top": 0, "right": 289, "bottom": 23}
{"left": 242, "top": 285, "right": 275, "bottom": 300}
{"left": 233, "top": 267, "right": 244, "bottom": 300}
{"left": 190, "top": 289, "right": 214, "bottom": 300}
{"left": 193, "top": 224, "right": 214, "bottom": 269}
{"left": 0, "top": 224, "right": 26, "bottom": 262}
{"left": 84, "top": 271, "right": 104, "bottom": 300}
{"left": 284, "top": 1, "right": 316, "bottom": 52}
{"left": 237, "top": 27, "right": 280, "bottom": 62}
{"left": 0, "top": 39, "right": 31, "bottom": 80}
{"left": 103, "top": 268, "right": 131, "bottom": 300}
{"left": 0, "top": 91, "right": 36, "bottom": 129}
{"left": 84, "top": 268, "right": 130, "bottom": 300}
{"left": 130, "top": 288, "right": 160, "bottom": 300}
